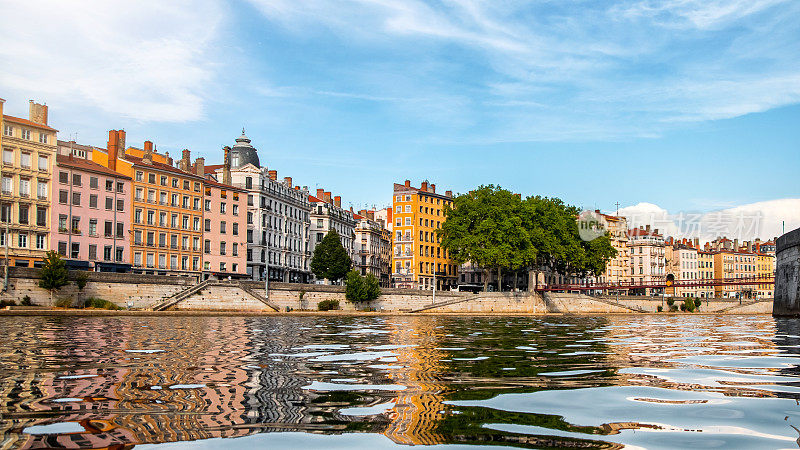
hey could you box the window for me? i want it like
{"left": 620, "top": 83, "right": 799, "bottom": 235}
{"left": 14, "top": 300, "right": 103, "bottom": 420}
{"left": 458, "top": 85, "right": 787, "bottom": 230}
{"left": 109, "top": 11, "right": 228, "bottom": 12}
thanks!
{"left": 220, "top": 221, "right": 226, "bottom": 234}
{"left": 89, "top": 194, "right": 98, "bottom": 208}
{"left": 18, "top": 233, "right": 27, "bottom": 248}
{"left": 18, "top": 178, "right": 29, "bottom": 197}
{"left": 116, "top": 182, "right": 124, "bottom": 193}
{"left": 104, "top": 221, "right": 113, "bottom": 237}
{"left": 71, "top": 242, "right": 80, "bottom": 259}
{"left": 232, "top": 204, "right": 238, "bottom": 216}
{"left": 105, "top": 197, "right": 113, "bottom": 210}
{"left": 38, "top": 133, "right": 47, "bottom": 144}
{"left": 116, "top": 199, "right": 124, "bottom": 211}
{"left": 146, "top": 232, "right": 154, "bottom": 246}
{"left": 2, "top": 149, "right": 13, "bottom": 165}
{"left": 245, "top": 176, "right": 252, "bottom": 189}
{"left": 104, "top": 246, "right": 113, "bottom": 262}
{"left": 220, "top": 242, "right": 226, "bottom": 255}
{"left": 72, "top": 174, "right": 81, "bottom": 186}
{"left": 1, "top": 176, "right": 11, "bottom": 194}
{"left": 136, "top": 171, "right": 143, "bottom": 181}
{"left": 220, "top": 202, "right": 226, "bottom": 214}
{"left": 148, "top": 173, "right": 155, "bottom": 184}
{"left": 37, "top": 234, "right": 49, "bottom": 250}
{"left": 3, "top": 125, "right": 11, "bottom": 136}
{"left": 204, "top": 199, "right": 211, "bottom": 211}
{"left": 134, "top": 230, "right": 142, "bottom": 245}
{"left": 147, "top": 210, "right": 154, "bottom": 225}
{"left": 204, "top": 239, "right": 211, "bottom": 254}
{"left": 22, "top": 130, "right": 31, "bottom": 140}
{"left": 193, "top": 198, "right": 200, "bottom": 210}
{"left": 171, "top": 193, "right": 178, "bottom": 206}
{"left": 232, "top": 223, "right": 238, "bottom": 235}
{"left": 134, "top": 209, "right": 142, "bottom": 223}
{"left": 90, "top": 177, "right": 98, "bottom": 189}
{"left": 134, "top": 252, "right": 142, "bottom": 266}
{"left": 88, "top": 244, "right": 97, "bottom": 260}
{"left": 159, "top": 233, "right": 166, "bottom": 248}
{"left": 232, "top": 242, "right": 238, "bottom": 256}
{"left": 182, "top": 215, "right": 189, "bottom": 229}
{"left": 247, "top": 212, "right": 253, "bottom": 224}
{"left": 58, "top": 214, "right": 67, "bottom": 231}
{"left": 72, "top": 192, "right": 81, "bottom": 206}
{"left": 38, "top": 155, "right": 48, "bottom": 172}
{"left": 37, "top": 179, "right": 47, "bottom": 199}
{"left": 193, "top": 217, "right": 200, "bottom": 231}
{"left": 117, "top": 222, "right": 124, "bottom": 238}
{"left": 18, "top": 204, "right": 28, "bottom": 224}
{"left": 58, "top": 241, "right": 67, "bottom": 256}
{"left": 20, "top": 153, "right": 30, "bottom": 168}
{"left": 89, "top": 219, "right": 97, "bottom": 236}
{"left": 183, "top": 180, "right": 189, "bottom": 190}
{"left": 204, "top": 218, "right": 211, "bottom": 232}
{"left": 36, "top": 207, "right": 46, "bottom": 227}
{"left": 220, "top": 262, "right": 226, "bottom": 272}
{"left": 160, "top": 175, "right": 167, "bottom": 186}
{"left": 171, "top": 214, "right": 178, "bottom": 228}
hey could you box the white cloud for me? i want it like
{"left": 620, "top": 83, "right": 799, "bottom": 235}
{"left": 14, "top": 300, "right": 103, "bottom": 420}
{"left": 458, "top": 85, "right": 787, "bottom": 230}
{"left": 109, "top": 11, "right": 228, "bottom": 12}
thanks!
{"left": 613, "top": 199, "right": 800, "bottom": 242}
{"left": 0, "top": 0, "right": 224, "bottom": 122}
{"left": 245, "top": 0, "right": 800, "bottom": 141}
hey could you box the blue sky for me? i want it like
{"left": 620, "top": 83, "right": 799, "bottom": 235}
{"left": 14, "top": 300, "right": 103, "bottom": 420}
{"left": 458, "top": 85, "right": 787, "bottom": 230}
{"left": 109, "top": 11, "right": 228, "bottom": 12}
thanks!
{"left": 1, "top": 0, "right": 798, "bottom": 235}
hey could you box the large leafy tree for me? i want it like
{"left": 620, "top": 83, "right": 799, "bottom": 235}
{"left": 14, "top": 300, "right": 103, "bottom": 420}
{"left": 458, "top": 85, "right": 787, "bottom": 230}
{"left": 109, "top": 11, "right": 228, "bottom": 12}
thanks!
{"left": 345, "top": 270, "right": 381, "bottom": 302}
{"left": 310, "top": 230, "right": 352, "bottom": 283}
{"left": 39, "top": 251, "right": 69, "bottom": 304}
{"left": 438, "top": 185, "right": 529, "bottom": 292}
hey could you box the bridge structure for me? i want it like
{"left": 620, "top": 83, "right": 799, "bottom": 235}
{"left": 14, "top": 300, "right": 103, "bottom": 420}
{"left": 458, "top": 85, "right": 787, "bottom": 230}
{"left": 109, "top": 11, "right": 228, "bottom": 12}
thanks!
{"left": 535, "top": 275, "right": 774, "bottom": 292}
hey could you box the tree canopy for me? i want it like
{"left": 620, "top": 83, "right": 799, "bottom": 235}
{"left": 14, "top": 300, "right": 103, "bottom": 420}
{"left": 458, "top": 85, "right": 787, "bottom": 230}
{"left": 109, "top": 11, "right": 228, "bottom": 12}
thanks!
{"left": 437, "top": 186, "right": 617, "bottom": 290}
{"left": 310, "top": 230, "right": 352, "bottom": 282}
{"left": 345, "top": 270, "right": 381, "bottom": 302}
{"left": 39, "top": 251, "right": 69, "bottom": 296}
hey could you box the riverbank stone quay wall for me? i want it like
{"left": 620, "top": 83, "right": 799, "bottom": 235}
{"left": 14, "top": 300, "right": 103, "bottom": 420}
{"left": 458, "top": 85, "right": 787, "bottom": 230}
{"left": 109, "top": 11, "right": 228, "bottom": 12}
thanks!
{"left": 0, "top": 267, "right": 772, "bottom": 313}
{"left": 775, "top": 227, "right": 800, "bottom": 316}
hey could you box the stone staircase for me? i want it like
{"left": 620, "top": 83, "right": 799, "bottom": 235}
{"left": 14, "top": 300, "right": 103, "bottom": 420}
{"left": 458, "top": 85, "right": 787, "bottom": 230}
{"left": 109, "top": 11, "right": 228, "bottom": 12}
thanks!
{"left": 239, "top": 283, "right": 280, "bottom": 312}
{"left": 410, "top": 295, "right": 473, "bottom": 313}
{"left": 591, "top": 295, "right": 649, "bottom": 313}
{"left": 717, "top": 299, "right": 769, "bottom": 313}
{"left": 150, "top": 279, "right": 211, "bottom": 311}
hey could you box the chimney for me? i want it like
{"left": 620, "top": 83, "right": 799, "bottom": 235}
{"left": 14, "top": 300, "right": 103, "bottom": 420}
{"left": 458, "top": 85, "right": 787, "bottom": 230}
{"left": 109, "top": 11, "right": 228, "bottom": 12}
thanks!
{"left": 645, "top": 224, "right": 651, "bottom": 232}
{"left": 404, "top": 180, "right": 411, "bottom": 188}
{"left": 144, "top": 141, "right": 154, "bottom": 153}
{"left": 284, "top": 177, "right": 292, "bottom": 188}
{"left": 28, "top": 100, "right": 48, "bottom": 125}
{"left": 734, "top": 239, "right": 739, "bottom": 250}
{"left": 316, "top": 188, "right": 324, "bottom": 199}
{"left": 367, "top": 210, "right": 374, "bottom": 221}
{"left": 106, "top": 129, "right": 124, "bottom": 172}
{"left": 359, "top": 209, "right": 367, "bottom": 217}
{"left": 222, "top": 146, "right": 232, "bottom": 185}
{"left": 694, "top": 237, "right": 699, "bottom": 247}
{"left": 334, "top": 196, "right": 341, "bottom": 207}
{"left": 445, "top": 190, "right": 452, "bottom": 198}
{"left": 180, "top": 149, "right": 190, "bottom": 172}
{"left": 323, "top": 192, "right": 332, "bottom": 204}
{"left": 268, "top": 170, "right": 277, "bottom": 181}
{"left": 194, "top": 157, "right": 205, "bottom": 177}
{"left": 430, "top": 183, "right": 436, "bottom": 193}
{"left": 421, "top": 181, "right": 428, "bottom": 192}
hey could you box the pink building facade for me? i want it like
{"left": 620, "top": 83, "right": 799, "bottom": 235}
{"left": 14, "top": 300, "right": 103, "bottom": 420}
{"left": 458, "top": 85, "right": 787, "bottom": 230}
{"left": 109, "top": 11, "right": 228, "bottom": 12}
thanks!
{"left": 201, "top": 179, "right": 248, "bottom": 278}
{"left": 51, "top": 153, "right": 132, "bottom": 271}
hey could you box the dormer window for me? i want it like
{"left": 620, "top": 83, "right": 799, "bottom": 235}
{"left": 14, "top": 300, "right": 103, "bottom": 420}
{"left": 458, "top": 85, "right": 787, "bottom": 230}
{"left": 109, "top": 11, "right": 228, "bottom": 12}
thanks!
{"left": 231, "top": 153, "right": 239, "bottom": 167}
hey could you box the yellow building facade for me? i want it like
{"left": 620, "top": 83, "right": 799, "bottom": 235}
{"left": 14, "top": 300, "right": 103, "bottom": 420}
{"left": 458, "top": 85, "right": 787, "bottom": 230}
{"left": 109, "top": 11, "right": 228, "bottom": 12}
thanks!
{"left": 0, "top": 100, "right": 56, "bottom": 268}
{"left": 391, "top": 180, "right": 456, "bottom": 290}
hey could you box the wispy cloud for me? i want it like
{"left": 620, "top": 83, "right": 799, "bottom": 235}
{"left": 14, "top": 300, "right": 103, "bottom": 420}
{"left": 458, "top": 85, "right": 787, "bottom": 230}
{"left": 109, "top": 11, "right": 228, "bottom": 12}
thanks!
{"left": 0, "top": 0, "right": 224, "bottom": 122}
{"left": 245, "top": 0, "right": 800, "bottom": 141}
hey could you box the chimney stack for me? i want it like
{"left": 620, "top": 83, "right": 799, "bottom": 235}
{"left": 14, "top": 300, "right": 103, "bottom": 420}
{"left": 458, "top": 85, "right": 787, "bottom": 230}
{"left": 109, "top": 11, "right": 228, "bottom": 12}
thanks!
{"left": 180, "top": 149, "right": 191, "bottom": 172}
{"left": 194, "top": 157, "right": 205, "bottom": 177}
{"left": 445, "top": 190, "right": 452, "bottom": 198}
{"left": 334, "top": 196, "right": 341, "bottom": 207}
{"left": 359, "top": 209, "right": 367, "bottom": 217}
{"left": 323, "top": 192, "right": 332, "bottom": 204}
{"left": 28, "top": 100, "right": 48, "bottom": 125}
{"left": 316, "top": 188, "right": 324, "bottom": 199}
{"left": 430, "top": 183, "right": 436, "bottom": 193}
{"left": 284, "top": 177, "right": 292, "bottom": 188}
{"left": 421, "top": 181, "right": 428, "bottom": 192}
{"left": 106, "top": 129, "right": 125, "bottom": 172}
{"left": 268, "top": 170, "right": 277, "bottom": 181}
{"left": 404, "top": 180, "right": 411, "bottom": 188}
{"left": 645, "top": 224, "right": 651, "bottom": 232}
{"left": 222, "top": 146, "right": 232, "bottom": 185}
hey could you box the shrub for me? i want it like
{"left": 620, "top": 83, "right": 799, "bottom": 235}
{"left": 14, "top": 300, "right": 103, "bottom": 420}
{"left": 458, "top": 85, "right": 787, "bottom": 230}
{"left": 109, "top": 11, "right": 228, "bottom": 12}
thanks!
{"left": 54, "top": 297, "right": 74, "bottom": 308}
{"left": 682, "top": 299, "right": 695, "bottom": 312}
{"left": 21, "top": 295, "right": 32, "bottom": 306}
{"left": 318, "top": 299, "right": 340, "bottom": 311}
{"left": 694, "top": 298, "right": 702, "bottom": 309}
{"left": 299, "top": 290, "right": 306, "bottom": 300}
{"left": 669, "top": 304, "right": 678, "bottom": 312}
{"left": 666, "top": 298, "right": 675, "bottom": 306}
{"left": 345, "top": 270, "right": 381, "bottom": 302}
{"left": 0, "top": 299, "right": 17, "bottom": 308}
{"left": 657, "top": 305, "right": 663, "bottom": 312}
{"left": 84, "top": 298, "right": 121, "bottom": 310}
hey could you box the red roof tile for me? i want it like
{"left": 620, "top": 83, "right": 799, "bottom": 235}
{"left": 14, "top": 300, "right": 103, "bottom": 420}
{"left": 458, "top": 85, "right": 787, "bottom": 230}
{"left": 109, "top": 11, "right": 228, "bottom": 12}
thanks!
{"left": 3, "top": 115, "right": 58, "bottom": 132}
{"left": 55, "top": 154, "right": 131, "bottom": 179}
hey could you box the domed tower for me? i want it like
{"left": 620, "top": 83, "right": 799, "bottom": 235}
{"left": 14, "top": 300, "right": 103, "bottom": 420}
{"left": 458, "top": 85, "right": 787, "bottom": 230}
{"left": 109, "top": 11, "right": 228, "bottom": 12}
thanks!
{"left": 230, "top": 128, "right": 260, "bottom": 168}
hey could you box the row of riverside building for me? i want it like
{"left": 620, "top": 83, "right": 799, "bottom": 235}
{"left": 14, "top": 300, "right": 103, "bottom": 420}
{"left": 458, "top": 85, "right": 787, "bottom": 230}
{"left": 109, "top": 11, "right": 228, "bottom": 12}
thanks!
{"left": 0, "top": 98, "right": 777, "bottom": 297}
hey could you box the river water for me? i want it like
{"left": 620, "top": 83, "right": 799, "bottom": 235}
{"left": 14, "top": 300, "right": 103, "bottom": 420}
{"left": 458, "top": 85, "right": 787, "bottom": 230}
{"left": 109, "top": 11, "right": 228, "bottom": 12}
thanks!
{"left": 1, "top": 315, "right": 800, "bottom": 449}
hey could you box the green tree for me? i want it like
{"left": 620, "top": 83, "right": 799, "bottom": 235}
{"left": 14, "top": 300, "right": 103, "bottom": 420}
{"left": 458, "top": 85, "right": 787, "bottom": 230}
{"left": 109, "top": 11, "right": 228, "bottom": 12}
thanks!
{"left": 74, "top": 271, "right": 89, "bottom": 307}
{"left": 345, "top": 270, "right": 381, "bottom": 302}
{"left": 39, "top": 251, "right": 69, "bottom": 304}
{"left": 438, "top": 185, "right": 528, "bottom": 292}
{"left": 310, "top": 229, "right": 352, "bottom": 283}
